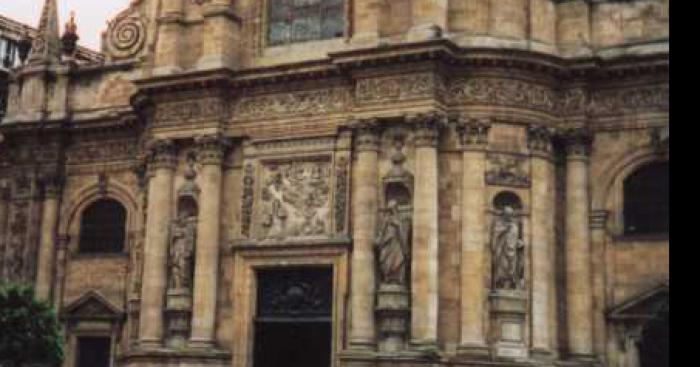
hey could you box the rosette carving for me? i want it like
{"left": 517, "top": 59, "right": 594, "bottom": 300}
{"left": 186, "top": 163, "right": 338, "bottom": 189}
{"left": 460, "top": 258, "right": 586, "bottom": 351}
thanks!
{"left": 106, "top": 14, "right": 146, "bottom": 59}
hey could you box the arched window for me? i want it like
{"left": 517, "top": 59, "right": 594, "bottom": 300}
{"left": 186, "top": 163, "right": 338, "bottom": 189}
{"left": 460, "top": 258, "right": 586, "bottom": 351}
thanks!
{"left": 623, "top": 161, "right": 669, "bottom": 236}
{"left": 267, "top": 0, "right": 345, "bottom": 46}
{"left": 79, "top": 199, "right": 127, "bottom": 253}
{"left": 492, "top": 191, "right": 523, "bottom": 211}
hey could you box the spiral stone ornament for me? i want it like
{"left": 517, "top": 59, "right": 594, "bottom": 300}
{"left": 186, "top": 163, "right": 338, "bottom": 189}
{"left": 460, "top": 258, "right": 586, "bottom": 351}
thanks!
{"left": 107, "top": 15, "right": 146, "bottom": 59}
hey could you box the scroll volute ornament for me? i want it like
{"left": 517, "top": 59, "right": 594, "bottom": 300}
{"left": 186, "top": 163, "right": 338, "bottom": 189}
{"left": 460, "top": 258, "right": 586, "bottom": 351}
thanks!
{"left": 146, "top": 139, "right": 177, "bottom": 170}
{"left": 408, "top": 112, "right": 446, "bottom": 147}
{"left": 195, "top": 134, "right": 230, "bottom": 166}
{"left": 458, "top": 118, "right": 491, "bottom": 148}
{"left": 560, "top": 127, "right": 594, "bottom": 158}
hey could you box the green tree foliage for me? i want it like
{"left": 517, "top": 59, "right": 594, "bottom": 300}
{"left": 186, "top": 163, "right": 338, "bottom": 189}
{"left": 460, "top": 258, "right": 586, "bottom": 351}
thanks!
{"left": 0, "top": 283, "right": 63, "bottom": 367}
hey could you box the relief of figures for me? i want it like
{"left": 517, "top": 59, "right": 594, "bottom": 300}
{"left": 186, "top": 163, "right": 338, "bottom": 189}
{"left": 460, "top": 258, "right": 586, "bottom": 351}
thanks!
{"left": 490, "top": 206, "right": 525, "bottom": 290}
{"left": 259, "top": 161, "right": 331, "bottom": 239}
{"left": 169, "top": 212, "right": 197, "bottom": 290}
{"left": 374, "top": 200, "right": 411, "bottom": 286}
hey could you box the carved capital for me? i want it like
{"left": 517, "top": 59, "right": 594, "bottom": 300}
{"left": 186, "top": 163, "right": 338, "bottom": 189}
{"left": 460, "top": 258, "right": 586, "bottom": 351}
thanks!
{"left": 353, "top": 119, "right": 381, "bottom": 152}
{"left": 527, "top": 125, "right": 555, "bottom": 155}
{"left": 458, "top": 118, "right": 491, "bottom": 149}
{"left": 590, "top": 210, "right": 610, "bottom": 230}
{"left": 561, "top": 128, "right": 593, "bottom": 159}
{"left": 195, "top": 134, "right": 230, "bottom": 166}
{"left": 147, "top": 139, "right": 177, "bottom": 170}
{"left": 409, "top": 112, "right": 445, "bottom": 148}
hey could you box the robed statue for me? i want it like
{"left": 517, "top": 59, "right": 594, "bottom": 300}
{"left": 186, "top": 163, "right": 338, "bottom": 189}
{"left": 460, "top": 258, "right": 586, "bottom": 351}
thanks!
{"left": 169, "top": 212, "right": 197, "bottom": 290}
{"left": 490, "top": 206, "right": 525, "bottom": 290}
{"left": 374, "top": 200, "right": 411, "bottom": 286}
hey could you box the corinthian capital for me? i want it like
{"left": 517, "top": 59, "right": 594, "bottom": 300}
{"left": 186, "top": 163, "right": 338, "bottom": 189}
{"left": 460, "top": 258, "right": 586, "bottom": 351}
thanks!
{"left": 527, "top": 125, "right": 555, "bottom": 155}
{"left": 560, "top": 127, "right": 593, "bottom": 159}
{"left": 352, "top": 118, "right": 381, "bottom": 152}
{"left": 195, "top": 134, "right": 231, "bottom": 166}
{"left": 458, "top": 118, "right": 491, "bottom": 149}
{"left": 41, "top": 174, "right": 65, "bottom": 199}
{"left": 408, "top": 111, "right": 445, "bottom": 147}
{"left": 147, "top": 139, "right": 177, "bottom": 170}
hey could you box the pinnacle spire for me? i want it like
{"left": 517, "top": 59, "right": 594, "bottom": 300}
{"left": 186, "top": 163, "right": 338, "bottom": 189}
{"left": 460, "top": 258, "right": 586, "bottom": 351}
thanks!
{"left": 27, "top": 0, "right": 61, "bottom": 65}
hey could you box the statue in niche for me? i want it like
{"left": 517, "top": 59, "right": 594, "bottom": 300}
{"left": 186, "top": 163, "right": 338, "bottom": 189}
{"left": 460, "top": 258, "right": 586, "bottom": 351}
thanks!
{"left": 375, "top": 200, "right": 411, "bottom": 286}
{"left": 490, "top": 206, "right": 525, "bottom": 290}
{"left": 169, "top": 211, "right": 197, "bottom": 290}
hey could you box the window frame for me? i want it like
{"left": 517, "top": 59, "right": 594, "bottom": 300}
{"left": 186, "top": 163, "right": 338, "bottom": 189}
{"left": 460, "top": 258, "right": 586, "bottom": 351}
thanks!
{"left": 77, "top": 198, "right": 128, "bottom": 255}
{"left": 262, "top": 0, "right": 349, "bottom": 49}
{"left": 622, "top": 161, "right": 669, "bottom": 238}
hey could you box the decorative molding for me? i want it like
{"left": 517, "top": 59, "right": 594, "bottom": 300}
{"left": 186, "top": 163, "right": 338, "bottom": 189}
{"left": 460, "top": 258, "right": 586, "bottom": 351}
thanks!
{"left": 485, "top": 153, "right": 530, "bottom": 188}
{"left": 66, "top": 139, "right": 138, "bottom": 165}
{"left": 588, "top": 85, "right": 669, "bottom": 116}
{"left": 447, "top": 77, "right": 557, "bottom": 113}
{"left": 352, "top": 119, "right": 381, "bottom": 152}
{"left": 195, "top": 135, "right": 230, "bottom": 166}
{"left": 232, "top": 87, "right": 351, "bottom": 121}
{"left": 561, "top": 128, "right": 594, "bottom": 159}
{"left": 590, "top": 210, "right": 610, "bottom": 230}
{"left": 146, "top": 139, "right": 177, "bottom": 170}
{"left": 408, "top": 112, "right": 445, "bottom": 147}
{"left": 155, "top": 98, "right": 226, "bottom": 125}
{"left": 527, "top": 125, "right": 555, "bottom": 155}
{"left": 355, "top": 73, "right": 442, "bottom": 103}
{"left": 105, "top": 9, "right": 147, "bottom": 60}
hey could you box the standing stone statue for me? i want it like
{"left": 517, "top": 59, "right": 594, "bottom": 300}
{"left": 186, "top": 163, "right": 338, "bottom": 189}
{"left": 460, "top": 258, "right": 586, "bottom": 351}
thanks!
{"left": 490, "top": 206, "right": 525, "bottom": 290}
{"left": 374, "top": 200, "right": 410, "bottom": 286}
{"left": 169, "top": 212, "right": 196, "bottom": 290}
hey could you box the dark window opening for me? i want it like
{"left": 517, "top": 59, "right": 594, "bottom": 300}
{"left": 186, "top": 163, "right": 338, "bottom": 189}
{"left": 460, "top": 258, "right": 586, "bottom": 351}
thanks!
{"left": 493, "top": 191, "right": 523, "bottom": 211}
{"left": 76, "top": 336, "right": 111, "bottom": 367}
{"left": 623, "top": 161, "right": 669, "bottom": 236}
{"left": 639, "top": 308, "right": 669, "bottom": 367}
{"left": 79, "top": 199, "right": 127, "bottom": 253}
{"left": 253, "top": 267, "right": 333, "bottom": 367}
{"left": 267, "top": 0, "right": 345, "bottom": 46}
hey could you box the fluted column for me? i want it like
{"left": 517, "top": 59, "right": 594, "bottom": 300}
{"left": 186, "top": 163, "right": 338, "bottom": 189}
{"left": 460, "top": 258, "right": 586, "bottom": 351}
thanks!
{"left": 139, "top": 140, "right": 177, "bottom": 348}
{"left": 190, "top": 135, "right": 229, "bottom": 348}
{"left": 564, "top": 129, "right": 595, "bottom": 360}
{"left": 410, "top": 113, "right": 441, "bottom": 348}
{"left": 456, "top": 119, "right": 491, "bottom": 357}
{"left": 590, "top": 209, "right": 610, "bottom": 359}
{"left": 528, "top": 126, "right": 557, "bottom": 357}
{"left": 35, "top": 175, "right": 63, "bottom": 302}
{"left": 348, "top": 122, "right": 380, "bottom": 349}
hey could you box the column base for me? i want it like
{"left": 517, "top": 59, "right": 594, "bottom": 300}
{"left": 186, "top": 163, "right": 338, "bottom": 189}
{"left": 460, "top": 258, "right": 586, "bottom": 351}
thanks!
{"left": 530, "top": 347, "right": 555, "bottom": 361}
{"left": 406, "top": 24, "right": 443, "bottom": 42}
{"left": 347, "top": 339, "right": 376, "bottom": 351}
{"left": 139, "top": 338, "right": 163, "bottom": 350}
{"left": 188, "top": 338, "right": 216, "bottom": 349}
{"left": 456, "top": 343, "right": 491, "bottom": 360}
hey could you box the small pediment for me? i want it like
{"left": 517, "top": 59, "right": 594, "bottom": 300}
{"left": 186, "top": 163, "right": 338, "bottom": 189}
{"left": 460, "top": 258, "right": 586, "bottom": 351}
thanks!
{"left": 608, "top": 282, "right": 669, "bottom": 322}
{"left": 62, "top": 291, "right": 124, "bottom": 320}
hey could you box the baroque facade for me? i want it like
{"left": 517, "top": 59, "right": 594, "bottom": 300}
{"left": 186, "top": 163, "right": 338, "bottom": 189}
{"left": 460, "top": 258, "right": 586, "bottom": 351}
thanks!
{"left": 0, "top": 0, "right": 668, "bottom": 367}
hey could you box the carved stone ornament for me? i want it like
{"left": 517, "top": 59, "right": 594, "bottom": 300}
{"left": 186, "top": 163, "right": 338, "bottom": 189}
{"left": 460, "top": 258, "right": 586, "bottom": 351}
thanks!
{"left": 105, "top": 9, "right": 146, "bottom": 60}
{"left": 561, "top": 127, "right": 594, "bottom": 158}
{"left": 334, "top": 157, "right": 349, "bottom": 234}
{"left": 156, "top": 98, "right": 225, "bottom": 125}
{"left": 527, "top": 125, "right": 554, "bottom": 154}
{"left": 374, "top": 200, "right": 411, "bottom": 286}
{"left": 258, "top": 160, "right": 331, "bottom": 240}
{"left": 241, "top": 163, "right": 255, "bottom": 238}
{"left": 354, "top": 120, "right": 380, "bottom": 152}
{"left": 409, "top": 112, "right": 445, "bottom": 147}
{"left": 356, "top": 73, "right": 439, "bottom": 103}
{"left": 232, "top": 88, "right": 351, "bottom": 121}
{"left": 195, "top": 135, "right": 230, "bottom": 166}
{"left": 486, "top": 154, "right": 530, "bottom": 188}
{"left": 458, "top": 118, "right": 491, "bottom": 148}
{"left": 169, "top": 212, "right": 197, "bottom": 290}
{"left": 146, "top": 139, "right": 177, "bottom": 170}
{"left": 178, "top": 153, "right": 200, "bottom": 199}
{"left": 490, "top": 206, "right": 525, "bottom": 290}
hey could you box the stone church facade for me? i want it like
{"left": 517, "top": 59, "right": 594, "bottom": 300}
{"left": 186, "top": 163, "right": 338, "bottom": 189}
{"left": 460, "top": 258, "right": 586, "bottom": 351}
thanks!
{"left": 0, "top": 0, "right": 668, "bottom": 367}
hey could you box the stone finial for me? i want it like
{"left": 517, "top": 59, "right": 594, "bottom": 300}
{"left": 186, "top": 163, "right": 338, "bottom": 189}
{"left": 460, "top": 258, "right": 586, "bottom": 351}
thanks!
{"left": 61, "top": 11, "right": 79, "bottom": 57}
{"left": 458, "top": 118, "right": 491, "bottom": 149}
{"left": 27, "top": 0, "right": 62, "bottom": 65}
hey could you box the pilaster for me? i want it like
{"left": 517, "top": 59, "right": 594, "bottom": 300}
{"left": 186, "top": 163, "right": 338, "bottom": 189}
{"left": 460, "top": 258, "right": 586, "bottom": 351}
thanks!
{"left": 197, "top": 1, "right": 241, "bottom": 70}
{"left": 35, "top": 173, "right": 64, "bottom": 302}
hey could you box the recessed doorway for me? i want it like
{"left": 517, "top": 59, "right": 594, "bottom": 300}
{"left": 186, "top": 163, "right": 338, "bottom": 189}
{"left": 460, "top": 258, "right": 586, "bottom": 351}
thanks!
{"left": 253, "top": 267, "right": 333, "bottom": 367}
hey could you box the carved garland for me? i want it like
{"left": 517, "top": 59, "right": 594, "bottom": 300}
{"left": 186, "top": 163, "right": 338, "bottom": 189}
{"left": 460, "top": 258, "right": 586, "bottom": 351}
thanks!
{"left": 334, "top": 157, "right": 349, "bottom": 234}
{"left": 241, "top": 163, "right": 255, "bottom": 238}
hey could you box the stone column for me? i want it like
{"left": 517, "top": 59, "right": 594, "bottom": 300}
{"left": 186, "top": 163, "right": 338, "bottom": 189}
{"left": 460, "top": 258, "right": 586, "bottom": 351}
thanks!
{"left": 35, "top": 175, "right": 63, "bottom": 302}
{"left": 190, "top": 135, "right": 228, "bottom": 348}
{"left": 590, "top": 209, "right": 610, "bottom": 358}
{"left": 528, "top": 126, "right": 556, "bottom": 357}
{"left": 456, "top": 119, "right": 491, "bottom": 357}
{"left": 563, "top": 129, "right": 595, "bottom": 360}
{"left": 410, "top": 113, "right": 441, "bottom": 348}
{"left": 408, "top": 0, "right": 448, "bottom": 41}
{"left": 53, "top": 235, "right": 70, "bottom": 311}
{"left": 352, "top": 0, "right": 382, "bottom": 44}
{"left": 198, "top": 0, "right": 240, "bottom": 69}
{"left": 139, "top": 140, "right": 177, "bottom": 348}
{"left": 348, "top": 122, "right": 380, "bottom": 350}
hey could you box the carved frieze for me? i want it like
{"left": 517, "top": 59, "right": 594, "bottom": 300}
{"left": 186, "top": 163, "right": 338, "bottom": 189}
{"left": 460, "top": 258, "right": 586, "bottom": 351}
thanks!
{"left": 486, "top": 153, "right": 530, "bottom": 188}
{"left": 588, "top": 85, "right": 669, "bottom": 116}
{"left": 66, "top": 139, "right": 138, "bottom": 164}
{"left": 447, "top": 77, "right": 557, "bottom": 113}
{"left": 232, "top": 88, "right": 351, "bottom": 121}
{"left": 356, "top": 73, "right": 442, "bottom": 103}
{"left": 155, "top": 98, "right": 226, "bottom": 125}
{"left": 258, "top": 159, "right": 332, "bottom": 240}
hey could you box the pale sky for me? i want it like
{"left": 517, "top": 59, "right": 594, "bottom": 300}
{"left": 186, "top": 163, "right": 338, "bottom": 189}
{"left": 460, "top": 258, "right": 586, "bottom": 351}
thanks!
{"left": 0, "top": 0, "right": 131, "bottom": 51}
